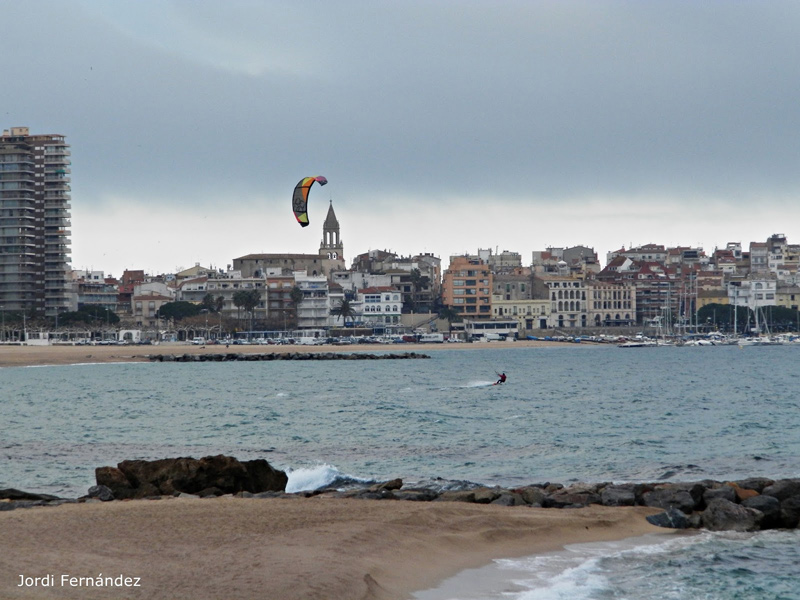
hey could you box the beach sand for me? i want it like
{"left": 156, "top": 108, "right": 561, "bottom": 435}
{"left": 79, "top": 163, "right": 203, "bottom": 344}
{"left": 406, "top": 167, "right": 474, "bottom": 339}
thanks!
{"left": 1, "top": 496, "right": 665, "bottom": 600}
{"left": 0, "top": 338, "right": 587, "bottom": 368}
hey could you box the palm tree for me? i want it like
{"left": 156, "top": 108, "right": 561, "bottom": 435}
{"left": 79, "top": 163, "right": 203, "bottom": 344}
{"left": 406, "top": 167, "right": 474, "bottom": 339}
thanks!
{"left": 241, "top": 289, "right": 261, "bottom": 337}
{"left": 289, "top": 286, "right": 304, "bottom": 330}
{"left": 232, "top": 290, "right": 248, "bottom": 326}
{"left": 438, "top": 306, "right": 461, "bottom": 337}
{"left": 408, "top": 268, "right": 427, "bottom": 312}
{"left": 330, "top": 298, "right": 357, "bottom": 334}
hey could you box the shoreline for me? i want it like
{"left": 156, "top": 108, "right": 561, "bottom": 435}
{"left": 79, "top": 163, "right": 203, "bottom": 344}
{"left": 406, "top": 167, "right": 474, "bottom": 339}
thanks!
{"left": 0, "top": 496, "right": 665, "bottom": 600}
{"left": 0, "top": 338, "right": 593, "bottom": 368}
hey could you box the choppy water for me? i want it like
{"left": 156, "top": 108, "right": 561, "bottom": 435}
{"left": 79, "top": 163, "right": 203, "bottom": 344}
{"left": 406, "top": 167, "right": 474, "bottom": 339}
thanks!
{"left": 3, "top": 344, "right": 800, "bottom": 598}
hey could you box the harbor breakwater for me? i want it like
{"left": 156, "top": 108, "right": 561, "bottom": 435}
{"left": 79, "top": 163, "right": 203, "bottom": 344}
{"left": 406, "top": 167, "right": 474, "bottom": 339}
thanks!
{"left": 3, "top": 455, "right": 799, "bottom": 533}
{"left": 146, "top": 351, "right": 431, "bottom": 362}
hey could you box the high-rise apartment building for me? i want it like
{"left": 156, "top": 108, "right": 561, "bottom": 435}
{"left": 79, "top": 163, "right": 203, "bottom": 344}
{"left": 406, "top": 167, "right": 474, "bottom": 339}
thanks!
{"left": 0, "top": 127, "right": 72, "bottom": 317}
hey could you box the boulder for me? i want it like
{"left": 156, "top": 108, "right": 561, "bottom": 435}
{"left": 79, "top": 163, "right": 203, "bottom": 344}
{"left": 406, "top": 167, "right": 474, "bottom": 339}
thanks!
{"left": 762, "top": 479, "right": 800, "bottom": 502}
{"left": 701, "top": 498, "right": 762, "bottom": 532}
{"left": 242, "top": 459, "right": 288, "bottom": 493}
{"left": 726, "top": 482, "right": 759, "bottom": 501}
{"left": 0, "top": 488, "right": 60, "bottom": 502}
{"left": 543, "top": 487, "right": 601, "bottom": 508}
{"left": 95, "top": 466, "right": 136, "bottom": 499}
{"left": 778, "top": 495, "right": 800, "bottom": 529}
{"left": 742, "top": 495, "right": 782, "bottom": 529}
{"left": 703, "top": 485, "right": 737, "bottom": 505}
{"left": 87, "top": 485, "right": 115, "bottom": 502}
{"left": 733, "top": 477, "right": 774, "bottom": 494}
{"left": 97, "top": 455, "right": 287, "bottom": 499}
{"left": 600, "top": 484, "right": 637, "bottom": 506}
{"left": 647, "top": 507, "right": 692, "bottom": 529}
{"left": 516, "top": 486, "right": 547, "bottom": 506}
{"left": 370, "top": 478, "right": 403, "bottom": 492}
{"left": 393, "top": 489, "right": 439, "bottom": 502}
{"left": 642, "top": 487, "right": 697, "bottom": 514}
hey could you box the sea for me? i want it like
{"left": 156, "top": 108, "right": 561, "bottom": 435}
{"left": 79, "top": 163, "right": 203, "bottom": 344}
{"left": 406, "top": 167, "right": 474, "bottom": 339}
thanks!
{"left": 3, "top": 343, "right": 800, "bottom": 599}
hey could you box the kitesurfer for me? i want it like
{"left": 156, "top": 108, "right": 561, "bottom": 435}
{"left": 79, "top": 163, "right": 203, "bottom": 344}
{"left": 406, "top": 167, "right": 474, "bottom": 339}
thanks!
{"left": 495, "top": 372, "right": 507, "bottom": 385}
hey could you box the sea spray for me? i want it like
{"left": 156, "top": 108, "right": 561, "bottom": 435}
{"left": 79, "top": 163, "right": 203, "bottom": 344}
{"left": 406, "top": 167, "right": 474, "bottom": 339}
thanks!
{"left": 285, "top": 464, "right": 374, "bottom": 493}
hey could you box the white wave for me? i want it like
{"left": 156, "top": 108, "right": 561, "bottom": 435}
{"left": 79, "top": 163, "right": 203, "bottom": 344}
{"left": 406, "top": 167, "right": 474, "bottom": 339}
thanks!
{"left": 284, "top": 463, "right": 371, "bottom": 493}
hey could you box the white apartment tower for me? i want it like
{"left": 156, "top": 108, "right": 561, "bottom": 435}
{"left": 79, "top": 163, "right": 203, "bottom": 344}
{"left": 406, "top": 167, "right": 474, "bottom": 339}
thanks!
{"left": 0, "top": 127, "right": 72, "bottom": 317}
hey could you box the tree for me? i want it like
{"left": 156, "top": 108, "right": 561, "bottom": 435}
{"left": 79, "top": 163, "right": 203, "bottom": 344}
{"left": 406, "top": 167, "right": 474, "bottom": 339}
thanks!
{"left": 233, "top": 289, "right": 262, "bottom": 335}
{"left": 438, "top": 306, "right": 461, "bottom": 335}
{"left": 157, "top": 301, "right": 201, "bottom": 322}
{"left": 406, "top": 268, "right": 430, "bottom": 312}
{"left": 330, "top": 298, "right": 357, "bottom": 331}
{"left": 289, "top": 286, "right": 304, "bottom": 328}
{"left": 201, "top": 293, "right": 217, "bottom": 313}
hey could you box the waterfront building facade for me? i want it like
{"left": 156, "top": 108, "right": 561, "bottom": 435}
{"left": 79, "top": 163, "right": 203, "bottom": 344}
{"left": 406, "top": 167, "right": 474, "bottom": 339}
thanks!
{"left": 442, "top": 255, "right": 493, "bottom": 320}
{"left": 0, "top": 127, "right": 72, "bottom": 317}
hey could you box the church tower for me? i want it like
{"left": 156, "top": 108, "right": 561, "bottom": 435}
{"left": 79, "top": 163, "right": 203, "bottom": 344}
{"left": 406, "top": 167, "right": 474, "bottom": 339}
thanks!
{"left": 320, "top": 200, "right": 344, "bottom": 261}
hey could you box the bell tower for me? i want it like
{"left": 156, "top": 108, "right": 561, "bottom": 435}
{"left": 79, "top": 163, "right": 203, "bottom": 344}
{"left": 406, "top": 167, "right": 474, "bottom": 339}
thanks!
{"left": 320, "top": 200, "right": 344, "bottom": 261}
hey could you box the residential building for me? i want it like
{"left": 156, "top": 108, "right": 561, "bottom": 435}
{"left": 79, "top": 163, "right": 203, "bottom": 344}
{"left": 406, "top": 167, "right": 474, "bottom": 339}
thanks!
{"left": 117, "top": 270, "right": 145, "bottom": 316}
{"left": 350, "top": 251, "right": 441, "bottom": 312}
{"left": 294, "top": 272, "right": 330, "bottom": 329}
{"left": 0, "top": 127, "right": 72, "bottom": 317}
{"left": 71, "top": 270, "right": 118, "bottom": 314}
{"left": 540, "top": 275, "right": 588, "bottom": 329}
{"left": 491, "top": 297, "right": 550, "bottom": 332}
{"left": 132, "top": 293, "right": 173, "bottom": 328}
{"left": 442, "top": 255, "right": 493, "bottom": 320}
{"left": 586, "top": 279, "right": 636, "bottom": 327}
{"left": 357, "top": 286, "right": 402, "bottom": 327}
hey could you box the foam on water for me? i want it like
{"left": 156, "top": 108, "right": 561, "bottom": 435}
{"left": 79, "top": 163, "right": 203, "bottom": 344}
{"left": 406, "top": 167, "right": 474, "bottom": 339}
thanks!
{"left": 285, "top": 463, "right": 373, "bottom": 493}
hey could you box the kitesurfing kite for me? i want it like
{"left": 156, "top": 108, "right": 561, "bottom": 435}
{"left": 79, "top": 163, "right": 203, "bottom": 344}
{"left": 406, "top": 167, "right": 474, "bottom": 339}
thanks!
{"left": 292, "top": 175, "right": 328, "bottom": 227}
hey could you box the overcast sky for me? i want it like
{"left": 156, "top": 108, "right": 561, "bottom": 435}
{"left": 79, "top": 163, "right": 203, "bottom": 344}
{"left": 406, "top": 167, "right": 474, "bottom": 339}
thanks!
{"left": 4, "top": 1, "right": 800, "bottom": 276}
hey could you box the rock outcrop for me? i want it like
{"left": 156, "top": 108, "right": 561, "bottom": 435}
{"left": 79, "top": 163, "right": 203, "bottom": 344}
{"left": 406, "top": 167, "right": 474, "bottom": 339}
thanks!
{"left": 95, "top": 455, "right": 287, "bottom": 499}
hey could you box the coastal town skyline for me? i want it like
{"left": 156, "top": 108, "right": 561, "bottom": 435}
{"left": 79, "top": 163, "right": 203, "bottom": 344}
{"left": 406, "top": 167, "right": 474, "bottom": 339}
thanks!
{"left": 3, "top": 2, "right": 799, "bottom": 277}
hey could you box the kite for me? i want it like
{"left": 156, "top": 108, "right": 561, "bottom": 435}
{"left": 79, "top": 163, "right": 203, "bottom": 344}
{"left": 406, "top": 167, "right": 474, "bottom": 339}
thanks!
{"left": 292, "top": 175, "right": 328, "bottom": 227}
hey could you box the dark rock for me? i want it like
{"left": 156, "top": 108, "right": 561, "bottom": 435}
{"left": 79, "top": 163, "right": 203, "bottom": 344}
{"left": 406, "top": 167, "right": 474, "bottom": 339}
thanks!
{"left": 642, "top": 487, "right": 697, "bottom": 514}
{"left": 95, "top": 466, "right": 135, "bottom": 499}
{"left": 473, "top": 487, "right": 502, "bottom": 504}
{"left": 516, "top": 486, "right": 547, "bottom": 506}
{"left": 543, "top": 487, "right": 601, "bottom": 508}
{"left": 762, "top": 479, "right": 800, "bottom": 502}
{"left": 703, "top": 485, "right": 737, "bottom": 505}
{"left": 197, "top": 487, "right": 223, "bottom": 497}
{"left": 778, "top": 495, "right": 800, "bottom": 529}
{"left": 98, "top": 454, "right": 287, "bottom": 499}
{"left": 393, "top": 489, "right": 439, "bottom": 502}
{"left": 742, "top": 495, "right": 782, "bottom": 529}
{"left": 491, "top": 492, "right": 524, "bottom": 506}
{"left": 371, "top": 478, "right": 403, "bottom": 492}
{"left": 242, "top": 459, "right": 289, "bottom": 493}
{"left": 733, "top": 477, "right": 774, "bottom": 494}
{"left": 0, "top": 488, "right": 60, "bottom": 502}
{"left": 600, "top": 484, "right": 637, "bottom": 506}
{"left": 87, "top": 485, "right": 115, "bottom": 502}
{"left": 647, "top": 508, "right": 692, "bottom": 529}
{"left": 701, "top": 498, "right": 762, "bottom": 532}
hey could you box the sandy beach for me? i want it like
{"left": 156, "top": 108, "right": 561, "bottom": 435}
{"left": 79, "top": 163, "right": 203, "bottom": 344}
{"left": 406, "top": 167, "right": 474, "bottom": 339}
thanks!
{"left": 0, "top": 338, "right": 586, "bottom": 369}
{"left": 1, "top": 496, "right": 665, "bottom": 600}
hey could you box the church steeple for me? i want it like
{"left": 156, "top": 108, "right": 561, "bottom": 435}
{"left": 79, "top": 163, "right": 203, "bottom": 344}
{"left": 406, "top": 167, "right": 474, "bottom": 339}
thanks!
{"left": 320, "top": 200, "right": 344, "bottom": 261}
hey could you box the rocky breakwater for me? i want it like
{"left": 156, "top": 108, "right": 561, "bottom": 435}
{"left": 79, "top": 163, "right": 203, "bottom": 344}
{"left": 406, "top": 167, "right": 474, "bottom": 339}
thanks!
{"left": 299, "top": 477, "right": 800, "bottom": 532}
{"left": 148, "top": 351, "right": 430, "bottom": 362}
{"left": 5, "top": 466, "right": 800, "bottom": 534}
